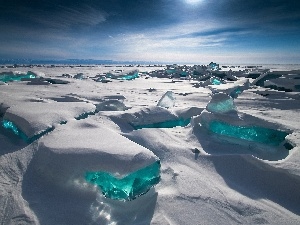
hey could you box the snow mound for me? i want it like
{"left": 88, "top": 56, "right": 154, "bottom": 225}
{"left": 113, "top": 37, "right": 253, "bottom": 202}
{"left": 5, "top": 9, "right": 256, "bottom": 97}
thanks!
{"left": 33, "top": 119, "right": 159, "bottom": 191}
{"left": 3, "top": 102, "right": 96, "bottom": 139}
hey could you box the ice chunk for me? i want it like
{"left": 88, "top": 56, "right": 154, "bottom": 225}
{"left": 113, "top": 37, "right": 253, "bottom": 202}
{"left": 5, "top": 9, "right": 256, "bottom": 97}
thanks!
{"left": 118, "top": 71, "right": 139, "bottom": 80}
{"left": 208, "top": 62, "right": 219, "bottom": 71}
{"left": 206, "top": 93, "right": 236, "bottom": 114}
{"left": 0, "top": 72, "right": 36, "bottom": 83}
{"left": 229, "top": 87, "right": 242, "bottom": 99}
{"left": 209, "top": 120, "right": 288, "bottom": 146}
{"left": 73, "top": 73, "right": 85, "bottom": 80}
{"left": 210, "top": 77, "right": 222, "bottom": 85}
{"left": 35, "top": 119, "right": 159, "bottom": 197}
{"left": 85, "top": 161, "right": 160, "bottom": 201}
{"left": 253, "top": 73, "right": 282, "bottom": 87}
{"left": 157, "top": 91, "right": 175, "bottom": 108}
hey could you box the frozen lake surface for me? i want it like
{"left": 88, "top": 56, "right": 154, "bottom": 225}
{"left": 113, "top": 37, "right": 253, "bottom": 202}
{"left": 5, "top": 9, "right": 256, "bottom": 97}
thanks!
{"left": 0, "top": 63, "right": 300, "bottom": 225}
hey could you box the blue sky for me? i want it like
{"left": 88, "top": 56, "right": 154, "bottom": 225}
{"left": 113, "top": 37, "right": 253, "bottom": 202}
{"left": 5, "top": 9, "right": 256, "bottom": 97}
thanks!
{"left": 0, "top": 0, "right": 300, "bottom": 64}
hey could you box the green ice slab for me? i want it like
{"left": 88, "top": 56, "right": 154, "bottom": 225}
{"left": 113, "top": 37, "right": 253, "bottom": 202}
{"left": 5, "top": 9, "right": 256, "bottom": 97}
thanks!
{"left": 0, "top": 73, "right": 36, "bottom": 82}
{"left": 118, "top": 72, "right": 139, "bottom": 80}
{"left": 85, "top": 161, "right": 161, "bottom": 201}
{"left": 209, "top": 120, "right": 288, "bottom": 146}
{"left": 132, "top": 118, "right": 191, "bottom": 129}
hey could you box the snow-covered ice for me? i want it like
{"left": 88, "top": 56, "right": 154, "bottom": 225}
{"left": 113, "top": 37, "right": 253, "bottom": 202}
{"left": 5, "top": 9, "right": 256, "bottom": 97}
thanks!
{"left": 1, "top": 64, "right": 300, "bottom": 225}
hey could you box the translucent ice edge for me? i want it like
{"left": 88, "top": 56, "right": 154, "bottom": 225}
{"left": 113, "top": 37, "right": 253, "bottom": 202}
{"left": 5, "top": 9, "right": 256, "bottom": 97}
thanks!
{"left": 208, "top": 120, "right": 289, "bottom": 146}
{"left": 1, "top": 119, "right": 54, "bottom": 143}
{"left": 211, "top": 78, "right": 222, "bottom": 85}
{"left": 230, "top": 87, "right": 243, "bottom": 99}
{"left": 75, "top": 110, "right": 97, "bottom": 120}
{"left": 132, "top": 118, "right": 191, "bottom": 130}
{"left": 206, "top": 99, "right": 235, "bottom": 114}
{"left": 117, "top": 72, "right": 139, "bottom": 80}
{"left": 0, "top": 72, "right": 36, "bottom": 83}
{"left": 85, "top": 161, "right": 161, "bottom": 201}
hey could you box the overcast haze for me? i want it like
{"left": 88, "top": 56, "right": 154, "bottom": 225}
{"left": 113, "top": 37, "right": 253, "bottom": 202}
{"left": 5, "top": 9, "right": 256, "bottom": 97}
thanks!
{"left": 0, "top": 0, "right": 300, "bottom": 64}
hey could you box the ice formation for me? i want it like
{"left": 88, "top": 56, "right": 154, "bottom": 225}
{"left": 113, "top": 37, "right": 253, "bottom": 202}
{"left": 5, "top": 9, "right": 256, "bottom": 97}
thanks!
{"left": 0, "top": 72, "right": 36, "bottom": 82}
{"left": 117, "top": 71, "right": 139, "bottom": 80}
{"left": 34, "top": 119, "right": 160, "bottom": 200}
{"left": 206, "top": 93, "right": 236, "bottom": 114}
{"left": 208, "top": 62, "right": 220, "bottom": 71}
{"left": 253, "top": 73, "right": 282, "bottom": 87}
{"left": 85, "top": 161, "right": 160, "bottom": 201}
{"left": 208, "top": 78, "right": 250, "bottom": 99}
{"left": 73, "top": 73, "right": 85, "bottom": 80}
{"left": 209, "top": 121, "right": 288, "bottom": 145}
{"left": 198, "top": 93, "right": 289, "bottom": 147}
{"left": 157, "top": 91, "right": 175, "bottom": 108}
{"left": 210, "top": 77, "right": 222, "bottom": 85}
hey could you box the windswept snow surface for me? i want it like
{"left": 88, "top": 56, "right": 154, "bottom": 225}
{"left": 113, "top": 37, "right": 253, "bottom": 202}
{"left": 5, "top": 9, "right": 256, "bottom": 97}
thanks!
{"left": 1, "top": 64, "right": 300, "bottom": 224}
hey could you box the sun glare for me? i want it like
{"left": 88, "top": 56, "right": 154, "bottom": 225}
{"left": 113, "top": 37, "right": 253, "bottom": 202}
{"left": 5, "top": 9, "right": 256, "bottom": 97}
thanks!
{"left": 184, "top": 0, "right": 203, "bottom": 5}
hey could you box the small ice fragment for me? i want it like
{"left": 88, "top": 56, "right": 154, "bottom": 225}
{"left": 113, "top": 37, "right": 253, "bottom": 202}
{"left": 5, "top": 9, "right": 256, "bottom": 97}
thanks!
{"left": 208, "top": 62, "right": 219, "bottom": 71}
{"left": 210, "top": 77, "right": 222, "bottom": 85}
{"left": 74, "top": 73, "right": 85, "bottom": 80}
{"left": 157, "top": 91, "right": 175, "bottom": 108}
{"left": 2, "top": 119, "right": 20, "bottom": 135}
{"left": 96, "top": 100, "right": 127, "bottom": 111}
{"left": 206, "top": 93, "right": 236, "bottom": 114}
{"left": 229, "top": 87, "right": 242, "bottom": 99}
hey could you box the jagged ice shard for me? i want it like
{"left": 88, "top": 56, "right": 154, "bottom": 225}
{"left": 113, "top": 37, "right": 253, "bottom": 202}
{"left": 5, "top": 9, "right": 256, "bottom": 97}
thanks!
{"left": 157, "top": 91, "right": 175, "bottom": 108}
{"left": 85, "top": 161, "right": 161, "bottom": 201}
{"left": 206, "top": 93, "right": 236, "bottom": 114}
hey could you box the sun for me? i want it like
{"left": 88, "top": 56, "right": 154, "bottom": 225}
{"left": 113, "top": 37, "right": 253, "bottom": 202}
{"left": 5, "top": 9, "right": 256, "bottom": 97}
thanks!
{"left": 184, "top": 0, "right": 203, "bottom": 4}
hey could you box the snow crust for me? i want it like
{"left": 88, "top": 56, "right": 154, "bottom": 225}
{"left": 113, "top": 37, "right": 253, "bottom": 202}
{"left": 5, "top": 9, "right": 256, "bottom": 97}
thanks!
{"left": 1, "top": 64, "right": 300, "bottom": 225}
